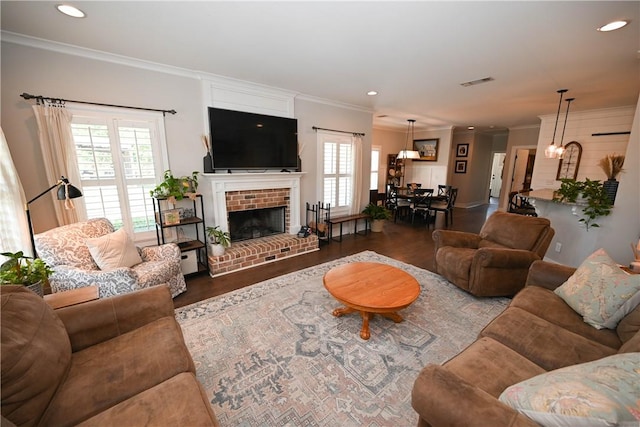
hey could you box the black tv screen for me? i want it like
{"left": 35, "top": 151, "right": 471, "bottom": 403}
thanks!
{"left": 208, "top": 107, "right": 298, "bottom": 171}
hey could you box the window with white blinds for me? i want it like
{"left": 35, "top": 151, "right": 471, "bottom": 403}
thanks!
{"left": 320, "top": 133, "right": 353, "bottom": 213}
{"left": 68, "top": 106, "right": 168, "bottom": 237}
{"left": 370, "top": 146, "right": 381, "bottom": 191}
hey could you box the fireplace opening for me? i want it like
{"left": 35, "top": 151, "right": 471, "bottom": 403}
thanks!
{"left": 228, "top": 206, "right": 286, "bottom": 242}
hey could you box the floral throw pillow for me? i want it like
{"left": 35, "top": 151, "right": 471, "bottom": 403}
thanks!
{"left": 554, "top": 248, "right": 640, "bottom": 329}
{"left": 499, "top": 353, "right": 640, "bottom": 427}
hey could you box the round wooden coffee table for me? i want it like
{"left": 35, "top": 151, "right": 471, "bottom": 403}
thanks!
{"left": 323, "top": 262, "right": 420, "bottom": 340}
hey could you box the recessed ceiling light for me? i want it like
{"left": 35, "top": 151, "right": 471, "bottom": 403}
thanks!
{"left": 367, "top": 91, "right": 378, "bottom": 96}
{"left": 467, "top": 126, "right": 475, "bottom": 130}
{"left": 597, "top": 20, "right": 629, "bottom": 32}
{"left": 56, "top": 4, "right": 86, "bottom": 18}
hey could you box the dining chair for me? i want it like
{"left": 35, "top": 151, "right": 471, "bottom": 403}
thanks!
{"left": 386, "top": 185, "right": 410, "bottom": 222}
{"left": 437, "top": 184, "right": 452, "bottom": 197}
{"left": 508, "top": 191, "right": 538, "bottom": 217}
{"left": 410, "top": 188, "right": 434, "bottom": 225}
{"left": 430, "top": 187, "right": 457, "bottom": 227}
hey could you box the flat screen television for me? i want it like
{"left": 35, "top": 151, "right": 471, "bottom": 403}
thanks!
{"left": 208, "top": 107, "right": 299, "bottom": 171}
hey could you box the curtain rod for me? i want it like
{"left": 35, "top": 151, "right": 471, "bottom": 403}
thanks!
{"left": 312, "top": 126, "right": 365, "bottom": 137}
{"left": 591, "top": 131, "right": 631, "bottom": 136}
{"left": 20, "top": 92, "right": 177, "bottom": 116}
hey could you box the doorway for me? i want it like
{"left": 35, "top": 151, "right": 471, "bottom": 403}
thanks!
{"left": 489, "top": 152, "right": 506, "bottom": 203}
{"left": 511, "top": 149, "right": 536, "bottom": 193}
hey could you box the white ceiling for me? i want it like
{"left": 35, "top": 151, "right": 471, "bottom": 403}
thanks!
{"left": 2, "top": 1, "right": 639, "bottom": 132}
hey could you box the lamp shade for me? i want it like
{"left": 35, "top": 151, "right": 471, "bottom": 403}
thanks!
{"left": 544, "top": 89, "right": 568, "bottom": 159}
{"left": 397, "top": 149, "right": 421, "bottom": 160}
{"left": 56, "top": 180, "right": 83, "bottom": 200}
{"left": 398, "top": 119, "right": 421, "bottom": 160}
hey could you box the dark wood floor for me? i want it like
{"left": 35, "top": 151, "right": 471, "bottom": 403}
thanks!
{"left": 173, "top": 203, "right": 498, "bottom": 309}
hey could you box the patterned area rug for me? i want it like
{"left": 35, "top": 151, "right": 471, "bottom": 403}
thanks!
{"left": 176, "top": 251, "right": 509, "bottom": 426}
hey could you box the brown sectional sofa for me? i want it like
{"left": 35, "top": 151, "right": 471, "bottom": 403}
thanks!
{"left": 1, "top": 285, "right": 219, "bottom": 427}
{"left": 411, "top": 260, "right": 640, "bottom": 427}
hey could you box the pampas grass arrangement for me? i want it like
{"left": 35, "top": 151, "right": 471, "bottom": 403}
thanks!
{"left": 598, "top": 154, "right": 625, "bottom": 180}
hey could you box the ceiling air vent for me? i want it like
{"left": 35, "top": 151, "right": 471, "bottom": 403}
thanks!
{"left": 460, "top": 77, "right": 495, "bottom": 87}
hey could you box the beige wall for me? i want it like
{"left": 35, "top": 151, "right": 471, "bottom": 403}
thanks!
{"left": 2, "top": 42, "right": 204, "bottom": 233}
{"left": 1, "top": 40, "right": 374, "bottom": 233}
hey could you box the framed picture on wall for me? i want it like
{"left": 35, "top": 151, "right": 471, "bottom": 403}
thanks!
{"left": 456, "top": 143, "right": 469, "bottom": 157}
{"left": 455, "top": 160, "right": 467, "bottom": 174}
{"left": 413, "top": 138, "right": 439, "bottom": 161}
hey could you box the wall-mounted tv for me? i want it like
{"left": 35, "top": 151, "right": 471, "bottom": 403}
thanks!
{"left": 208, "top": 107, "right": 298, "bottom": 171}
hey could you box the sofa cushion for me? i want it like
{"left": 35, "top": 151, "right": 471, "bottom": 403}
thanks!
{"left": 617, "top": 304, "right": 640, "bottom": 343}
{"left": 480, "top": 307, "right": 617, "bottom": 371}
{"left": 554, "top": 248, "right": 640, "bottom": 330}
{"left": 76, "top": 373, "right": 219, "bottom": 426}
{"left": 511, "top": 286, "right": 621, "bottom": 349}
{"left": 479, "top": 211, "right": 550, "bottom": 252}
{"left": 41, "top": 316, "right": 195, "bottom": 426}
{"left": 1, "top": 286, "right": 71, "bottom": 427}
{"left": 85, "top": 228, "right": 143, "bottom": 270}
{"left": 444, "top": 337, "right": 546, "bottom": 398}
{"left": 499, "top": 353, "right": 640, "bottom": 427}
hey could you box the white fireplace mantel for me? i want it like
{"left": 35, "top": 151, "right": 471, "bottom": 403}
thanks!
{"left": 202, "top": 172, "right": 305, "bottom": 234}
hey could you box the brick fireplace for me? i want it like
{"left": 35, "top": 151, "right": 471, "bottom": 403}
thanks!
{"left": 203, "top": 172, "right": 318, "bottom": 276}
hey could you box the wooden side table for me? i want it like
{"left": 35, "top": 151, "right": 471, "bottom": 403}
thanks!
{"left": 44, "top": 285, "right": 99, "bottom": 309}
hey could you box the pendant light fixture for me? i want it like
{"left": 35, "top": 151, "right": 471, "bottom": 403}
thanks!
{"left": 544, "top": 89, "right": 568, "bottom": 159}
{"left": 555, "top": 97, "right": 575, "bottom": 159}
{"left": 398, "top": 119, "right": 421, "bottom": 160}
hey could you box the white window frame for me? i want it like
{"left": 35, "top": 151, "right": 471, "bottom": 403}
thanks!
{"left": 317, "top": 131, "right": 354, "bottom": 217}
{"left": 67, "top": 104, "right": 169, "bottom": 243}
{"left": 370, "top": 145, "right": 381, "bottom": 191}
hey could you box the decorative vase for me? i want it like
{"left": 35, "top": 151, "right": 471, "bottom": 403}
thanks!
{"left": 203, "top": 153, "right": 214, "bottom": 173}
{"left": 602, "top": 179, "right": 619, "bottom": 205}
{"left": 26, "top": 281, "right": 44, "bottom": 297}
{"left": 210, "top": 244, "right": 226, "bottom": 257}
{"left": 371, "top": 219, "right": 385, "bottom": 233}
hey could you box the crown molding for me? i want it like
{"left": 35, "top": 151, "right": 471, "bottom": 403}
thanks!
{"left": 295, "top": 93, "right": 373, "bottom": 114}
{"left": 3, "top": 31, "right": 375, "bottom": 117}
{"left": 2, "top": 31, "right": 200, "bottom": 79}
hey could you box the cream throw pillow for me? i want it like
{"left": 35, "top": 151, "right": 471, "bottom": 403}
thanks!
{"left": 85, "top": 228, "right": 142, "bottom": 271}
{"left": 499, "top": 353, "right": 640, "bottom": 427}
{"left": 554, "top": 248, "right": 640, "bottom": 329}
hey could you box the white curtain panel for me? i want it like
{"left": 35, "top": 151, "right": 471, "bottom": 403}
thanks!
{"left": 32, "top": 103, "right": 81, "bottom": 227}
{"left": 349, "top": 134, "right": 363, "bottom": 215}
{"left": 0, "top": 127, "right": 32, "bottom": 256}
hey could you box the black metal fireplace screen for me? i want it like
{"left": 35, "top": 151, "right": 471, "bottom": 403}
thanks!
{"left": 228, "top": 206, "right": 286, "bottom": 242}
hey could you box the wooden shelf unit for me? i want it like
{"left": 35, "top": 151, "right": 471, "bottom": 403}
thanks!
{"left": 152, "top": 195, "right": 209, "bottom": 276}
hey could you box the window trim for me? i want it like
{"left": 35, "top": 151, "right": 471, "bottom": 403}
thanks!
{"left": 67, "top": 103, "right": 170, "bottom": 242}
{"left": 317, "top": 131, "right": 354, "bottom": 217}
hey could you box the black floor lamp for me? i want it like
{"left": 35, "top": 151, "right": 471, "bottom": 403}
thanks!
{"left": 27, "top": 176, "right": 82, "bottom": 257}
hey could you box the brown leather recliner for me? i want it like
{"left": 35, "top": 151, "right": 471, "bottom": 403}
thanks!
{"left": 433, "top": 211, "right": 555, "bottom": 297}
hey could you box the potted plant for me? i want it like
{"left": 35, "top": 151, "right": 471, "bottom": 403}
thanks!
{"left": 362, "top": 203, "right": 392, "bottom": 232}
{"left": 554, "top": 178, "right": 612, "bottom": 230}
{"left": 206, "top": 226, "right": 231, "bottom": 256}
{"left": 0, "top": 251, "right": 53, "bottom": 297}
{"left": 150, "top": 170, "right": 200, "bottom": 204}
{"left": 598, "top": 154, "right": 624, "bottom": 204}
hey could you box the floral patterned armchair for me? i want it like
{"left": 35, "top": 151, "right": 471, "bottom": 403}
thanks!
{"left": 34, "top": 218, "right": 186, "bottom": 298}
